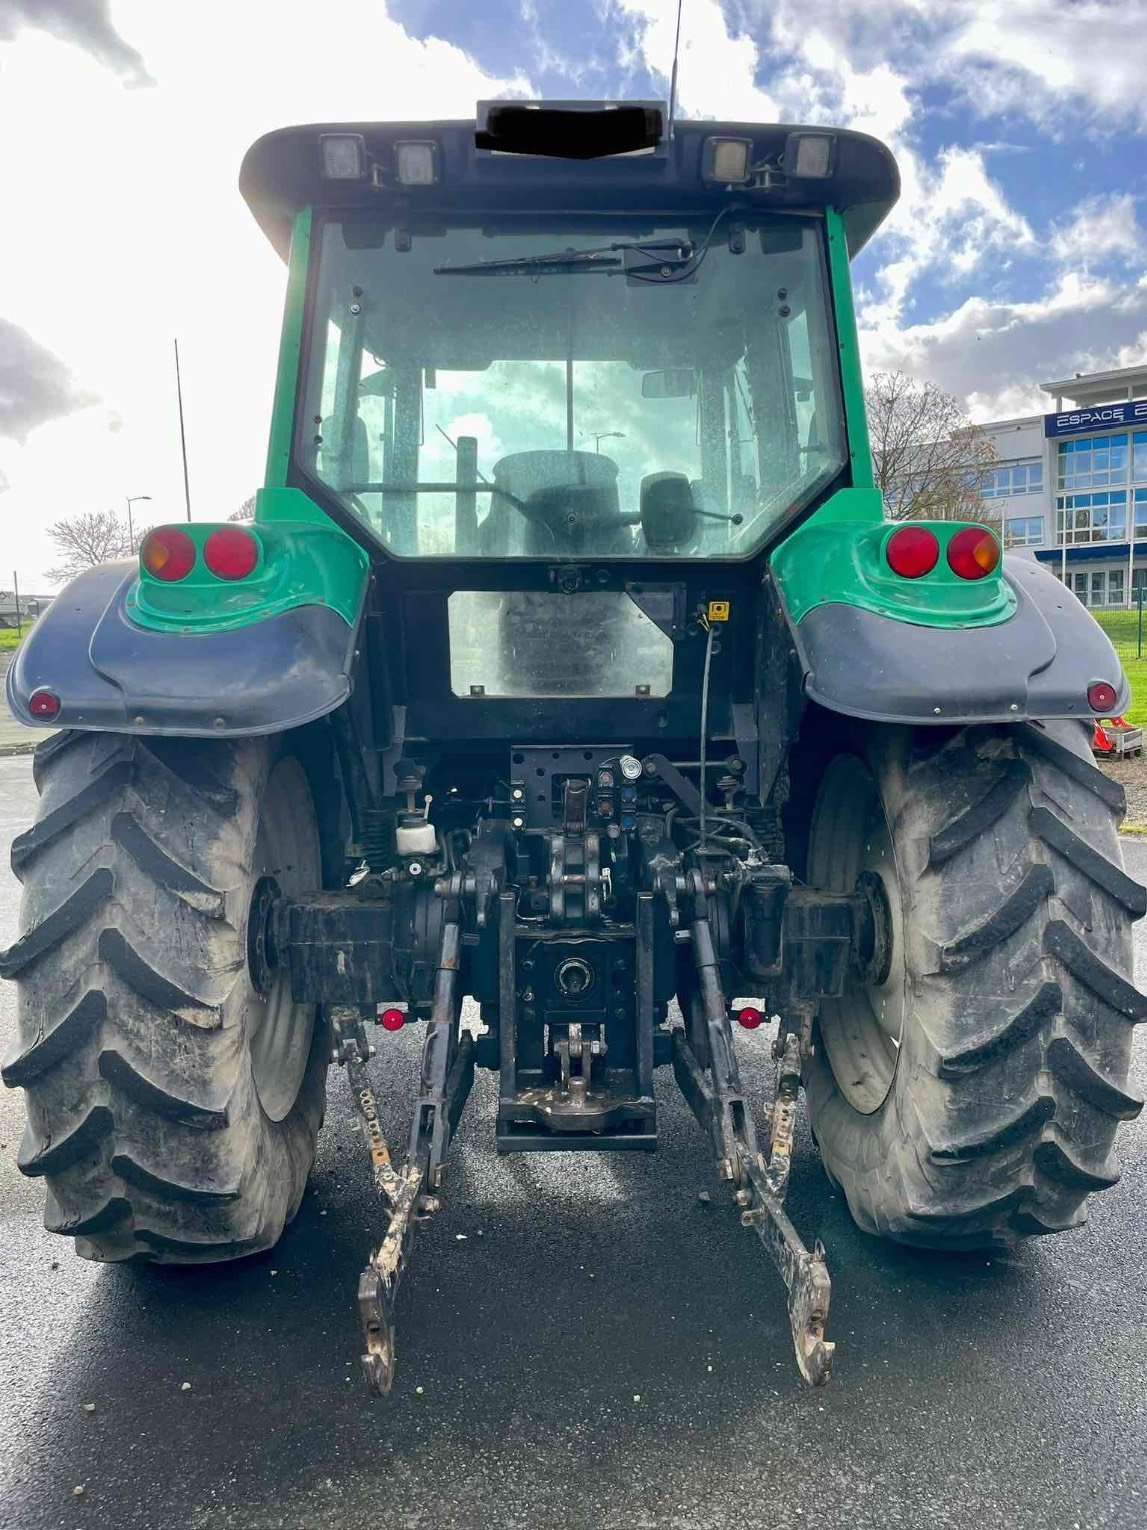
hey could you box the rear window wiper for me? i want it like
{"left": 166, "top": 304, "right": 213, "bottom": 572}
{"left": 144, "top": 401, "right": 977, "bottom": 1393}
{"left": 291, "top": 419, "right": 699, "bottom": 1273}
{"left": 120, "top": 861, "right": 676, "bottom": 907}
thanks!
{"left": 433, "top": 240, "right": 693, "bottom": 277}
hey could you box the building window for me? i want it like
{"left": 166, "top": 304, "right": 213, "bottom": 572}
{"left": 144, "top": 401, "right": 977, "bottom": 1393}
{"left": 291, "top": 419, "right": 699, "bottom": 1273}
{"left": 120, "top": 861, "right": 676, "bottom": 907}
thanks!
{"left": 1068, "top": 569, "right": 1123, "bottom": 608}
{"left": 1057, "top": 433, "right": 1129, "bottom": 490}
{"left": 1135, "top": 487, "right": 1147, "bottom": 539}
{"left": 981, "top": 460, "right": 1043, "bottom": 498}
{"left": 1055, "top": 490, "right": 1127, "bottom": 543}
{"left": 1135, "top": 431, "right": 1147, "bottom": 483}
{"left": 1003, "top": 515, "right": 1044, "bottom": 547}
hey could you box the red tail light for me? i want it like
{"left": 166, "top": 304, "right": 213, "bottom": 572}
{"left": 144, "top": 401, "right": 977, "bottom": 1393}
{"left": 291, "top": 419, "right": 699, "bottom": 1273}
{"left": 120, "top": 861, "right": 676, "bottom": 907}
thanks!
{"left": 947, "top": 526, "right": 1000, "bottom": 580}
{"left": 28, "top": 689, "right": 61, "bottom": 719}
{"left": 141, "top": 527, "right": 196, "bottom": 582}
{"left": 1088, "top": 681, "right": 1118, "bottom": 714}
{"left": 204, "top": 527, "right": 258, "bottom": 580}
{"left": 886, "top": 527, "right": 939, "bottom": 578}
{"left": 736, "top": 1006, "right": 763, "bottom": 1029}
{"left": 379, "top": 1007, "right": 405, "bottom": 1032}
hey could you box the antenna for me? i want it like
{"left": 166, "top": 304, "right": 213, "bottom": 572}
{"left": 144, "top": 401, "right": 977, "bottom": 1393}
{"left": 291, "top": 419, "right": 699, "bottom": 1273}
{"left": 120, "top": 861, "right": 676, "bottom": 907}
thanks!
{"left": 667, "top": 0, "right": 685, "bottom": 134}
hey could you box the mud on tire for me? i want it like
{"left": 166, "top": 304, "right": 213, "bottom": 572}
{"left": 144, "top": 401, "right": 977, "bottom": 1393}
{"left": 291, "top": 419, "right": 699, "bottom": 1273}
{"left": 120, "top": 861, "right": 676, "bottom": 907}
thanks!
{"left": 792, "top": 717, "right": 1146, "bottom": 1249}
{"left": 1, "top": 729, "right": 328, "bottom": 1263}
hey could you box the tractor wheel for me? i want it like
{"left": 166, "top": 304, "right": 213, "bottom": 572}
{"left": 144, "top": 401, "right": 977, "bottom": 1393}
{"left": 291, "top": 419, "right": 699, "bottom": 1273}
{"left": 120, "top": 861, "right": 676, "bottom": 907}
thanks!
{"left": 1, "top": 729, "right": 327, "bottom": 1262}
{"left": 792, "top": 717, "right": 1146, "bottom": 1249}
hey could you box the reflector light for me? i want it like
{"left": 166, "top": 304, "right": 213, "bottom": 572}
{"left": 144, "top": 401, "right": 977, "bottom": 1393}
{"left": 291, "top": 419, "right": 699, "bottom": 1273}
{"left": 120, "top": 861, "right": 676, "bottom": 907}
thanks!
{"left": 380, "top": 1007, "right": 405, "bottom": 1032}
{"left": 141, "top": 527, "right": 196, "bottom": 582}
{"left": 28, "top": 689, "right": 60, "bottom": 719}
{"left": 1088, "top": 681, "right": 1118, "bottom": 714}
{"left": 947, "top": 526, "right": 1000, "bottom": 580}
{"left": 319, "top": 132, "right": 367, "bottom": 180}
{"left": 886, "top": 526, "right": 939, "bottom": 578}
{"left": 783, "top": 132, "right": 834, "bottom": 178}
{"left": 737, "top": 1006, "right": 763, "bottom": 1030}
{"left": 395, "top": 141, "right": 439, "bottom": 186}
{"left": 702, "top": 137, "right": 752, "bottom": 184}
{"left": 204, "top": 526, "right": 259, "bottom": 580}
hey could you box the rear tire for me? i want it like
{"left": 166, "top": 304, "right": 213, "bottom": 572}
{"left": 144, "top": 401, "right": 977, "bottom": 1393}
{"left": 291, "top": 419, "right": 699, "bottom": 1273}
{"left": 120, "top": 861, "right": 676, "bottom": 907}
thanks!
{"left": 1, "top": 730, "right": 327, "bottom": 1263}
{"left": 793, "top": 718, "right": 1146, "bottom": 1249}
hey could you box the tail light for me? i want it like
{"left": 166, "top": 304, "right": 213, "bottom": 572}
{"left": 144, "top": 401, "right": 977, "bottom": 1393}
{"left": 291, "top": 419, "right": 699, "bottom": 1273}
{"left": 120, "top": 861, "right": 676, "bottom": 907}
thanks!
{"left": 141, "top": 527, "right": 196, "bottom": 582}
{"left": 28, "top": 689, "right": 61, "bottom": 719}
{"left": 1088, "top": 681, "right": 1118, "bottom": 714}
{"left": 886, "top": 527, "right": 939, "bottom": 578}
{"left": 379, "top": 1007, "right": 405, "bottom": 1032}
{"left": 947, "top": 527, "right": 1000, "bottom": 580}
{"left": 204, "top": 527, "right": 259, "bottom": 580}
{"left": 736, "top": 1006, "right": 763, "bottom": 1029}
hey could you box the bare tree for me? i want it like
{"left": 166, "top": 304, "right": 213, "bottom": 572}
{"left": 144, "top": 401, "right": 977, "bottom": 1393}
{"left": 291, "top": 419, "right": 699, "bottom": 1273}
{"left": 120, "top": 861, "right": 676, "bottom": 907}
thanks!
{"left": 866, "top": 371, "right": 998, "bottom": 523}
{"left": 229, "top": 494, "right": 257, "bottom": 522}
{"left": 45, "top": 509, "right": 139, "bottom": 585}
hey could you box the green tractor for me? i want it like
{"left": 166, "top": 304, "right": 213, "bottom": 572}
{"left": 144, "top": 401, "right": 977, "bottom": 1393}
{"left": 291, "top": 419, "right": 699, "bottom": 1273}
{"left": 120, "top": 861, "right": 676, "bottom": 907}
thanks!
{"left": 4, "top": 102, "right": 1143, "bottom": 1394}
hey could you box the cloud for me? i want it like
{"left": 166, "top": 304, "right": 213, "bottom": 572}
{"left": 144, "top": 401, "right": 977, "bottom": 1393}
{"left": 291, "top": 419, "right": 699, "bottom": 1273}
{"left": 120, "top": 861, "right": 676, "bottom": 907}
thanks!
{"left": 0, "top": 318, "right": 96, "bottom": 444}
{"left": 1050, "top": 193, "right": 1144, "bottom": 274}
{"left": 743, "top": 0, "right": 1147, "bottom": 136}
{"left": 617, "top": 0, "right": 780, "bottom": 119}
{"left": 862, "top": 273, "right": 1147, "bottom": 421}
{"left": 0, "top": 0, "right": 153, "bottom": 85}
{"left": 945, "top": 0, "right": 1147, "bottom": 134}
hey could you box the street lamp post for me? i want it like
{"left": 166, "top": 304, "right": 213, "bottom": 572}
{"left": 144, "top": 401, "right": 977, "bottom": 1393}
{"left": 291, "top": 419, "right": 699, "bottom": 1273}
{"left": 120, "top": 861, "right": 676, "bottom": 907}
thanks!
{"left": 126, "top": 494, "right": 152, "bottom": 551}
{"left": 590, "top": 431, "right": 625, "bottom": 453}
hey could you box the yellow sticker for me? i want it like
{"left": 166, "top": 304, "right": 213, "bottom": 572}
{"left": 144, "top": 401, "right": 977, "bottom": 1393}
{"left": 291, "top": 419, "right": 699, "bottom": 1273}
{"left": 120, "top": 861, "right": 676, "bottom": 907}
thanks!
{"left": 707, "top": 600, "right": 730, "bottom": 623}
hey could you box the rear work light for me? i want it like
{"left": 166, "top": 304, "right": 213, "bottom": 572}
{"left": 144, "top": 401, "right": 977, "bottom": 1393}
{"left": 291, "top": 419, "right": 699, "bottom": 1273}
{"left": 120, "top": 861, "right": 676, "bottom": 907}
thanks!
{"left": 702, "top": 137, "right": 753, "bottom": 185}
{"left": 395, "top": 141, "right": 439, "bottom": 185}
{"left": 886, "top": 526, "right": 939, "bottom": 578}
{"left": 141, "top": 527, "right": 196, "bottom": 582}
{"left": 947, "top": 526, "right": 1000, "bottom": 580}
{"left": 782, "top": 132, "right": 834, "bottom": 179}
{"left": 319, "top": 132, "right": 367, "bottom": 180}
{"left": 203, "top": 527, "right": 259, "bottom": 580}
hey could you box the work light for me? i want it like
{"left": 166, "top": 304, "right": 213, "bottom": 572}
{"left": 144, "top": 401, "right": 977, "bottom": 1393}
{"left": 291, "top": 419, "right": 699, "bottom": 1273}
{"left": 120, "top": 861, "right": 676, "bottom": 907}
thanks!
{"left": 319, "top": 133, "right": 367, "bottom": 180}
{"left": 395, "top": 141, "right": 439, "bottom": 186}
{"left": 701, "top": 137, "right": 752, "bottom": 185}
{"left": 782, "top": 132, "right": 834, "bottom": 179}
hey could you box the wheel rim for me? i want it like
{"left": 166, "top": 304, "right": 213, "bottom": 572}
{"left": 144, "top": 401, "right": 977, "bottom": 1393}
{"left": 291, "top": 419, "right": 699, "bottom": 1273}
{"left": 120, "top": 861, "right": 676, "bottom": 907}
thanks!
{"left": 246, "top": 757, "right": 321, "bottom": 1122}
{"left": 807, "top": 753, "right": 907, "bottom": 1115}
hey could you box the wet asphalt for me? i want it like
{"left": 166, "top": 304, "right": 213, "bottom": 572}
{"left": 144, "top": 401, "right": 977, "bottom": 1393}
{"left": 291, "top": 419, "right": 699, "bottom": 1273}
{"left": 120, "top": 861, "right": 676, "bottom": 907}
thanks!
{"left": 1, "top": 753, "right": 1146, "bottom": 1530}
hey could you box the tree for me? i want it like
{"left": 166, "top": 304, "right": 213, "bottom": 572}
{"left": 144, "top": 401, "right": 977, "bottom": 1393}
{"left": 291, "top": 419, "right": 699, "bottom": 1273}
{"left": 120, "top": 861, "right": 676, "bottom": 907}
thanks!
{"left": 865, "top": 371, "right": 998, "bottom": 523}
{"left": 45, "top": 509, "right": 142, "bottom": 585}
{"left": 229, "top": 494, "right": 257, "bottom": 522}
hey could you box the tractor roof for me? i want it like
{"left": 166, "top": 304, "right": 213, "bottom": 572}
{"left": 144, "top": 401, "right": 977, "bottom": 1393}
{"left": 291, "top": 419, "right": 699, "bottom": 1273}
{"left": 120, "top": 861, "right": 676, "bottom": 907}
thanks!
{"left": 239, "top": 108, "right": 899, "bottom": 261}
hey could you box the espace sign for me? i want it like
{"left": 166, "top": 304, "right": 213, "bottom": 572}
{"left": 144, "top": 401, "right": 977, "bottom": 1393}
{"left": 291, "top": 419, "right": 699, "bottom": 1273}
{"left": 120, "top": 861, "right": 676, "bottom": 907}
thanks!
{"left": 1045, "top": 398, "right": 1147, "bottom": 438}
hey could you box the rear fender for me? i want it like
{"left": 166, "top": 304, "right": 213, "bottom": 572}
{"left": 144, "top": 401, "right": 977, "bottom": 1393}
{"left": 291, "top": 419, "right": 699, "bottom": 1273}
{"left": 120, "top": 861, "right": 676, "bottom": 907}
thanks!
{"left": 6, "top": 560, "right": 364, "bottom": 737}
{"left": 776, "top": 554, "right": 1129, "bottom": 725}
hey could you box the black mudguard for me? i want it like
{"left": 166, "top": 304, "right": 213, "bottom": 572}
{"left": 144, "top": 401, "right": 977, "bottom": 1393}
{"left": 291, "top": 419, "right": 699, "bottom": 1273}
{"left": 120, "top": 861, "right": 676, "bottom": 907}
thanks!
{"left": 6, "top": 562, "right": 360, "bottom": 737}
{"left": 787, "top": 553, "right": 1129, "bottom": 725}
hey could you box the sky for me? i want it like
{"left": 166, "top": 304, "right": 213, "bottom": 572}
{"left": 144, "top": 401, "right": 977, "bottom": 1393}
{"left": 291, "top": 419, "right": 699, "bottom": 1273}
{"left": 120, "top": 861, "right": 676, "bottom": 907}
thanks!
{"left": 0, "top": 0, "right": 1144, "bottom": 590}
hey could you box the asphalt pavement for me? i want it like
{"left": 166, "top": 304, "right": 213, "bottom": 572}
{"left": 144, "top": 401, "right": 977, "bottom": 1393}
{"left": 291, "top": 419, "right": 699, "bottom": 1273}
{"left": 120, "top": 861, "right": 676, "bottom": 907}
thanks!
{"left": 0, "top": 656, "right": 31, "bottom": 753}
{"left": 1, "top": 752, "right": 1146, "bottom": 1530}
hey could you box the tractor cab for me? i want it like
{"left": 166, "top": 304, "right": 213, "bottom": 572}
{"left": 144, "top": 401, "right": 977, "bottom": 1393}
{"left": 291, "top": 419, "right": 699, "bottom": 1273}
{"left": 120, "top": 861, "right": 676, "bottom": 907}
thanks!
{"left": 240, "top": 103, "right": 896, "bottom": 721}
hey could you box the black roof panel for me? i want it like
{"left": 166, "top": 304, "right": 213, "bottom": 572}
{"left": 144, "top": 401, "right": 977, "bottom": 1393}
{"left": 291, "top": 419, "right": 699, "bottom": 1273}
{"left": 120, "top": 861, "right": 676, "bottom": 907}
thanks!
{"left": 239, "top": 115, "right": 899, "bottom": 261}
